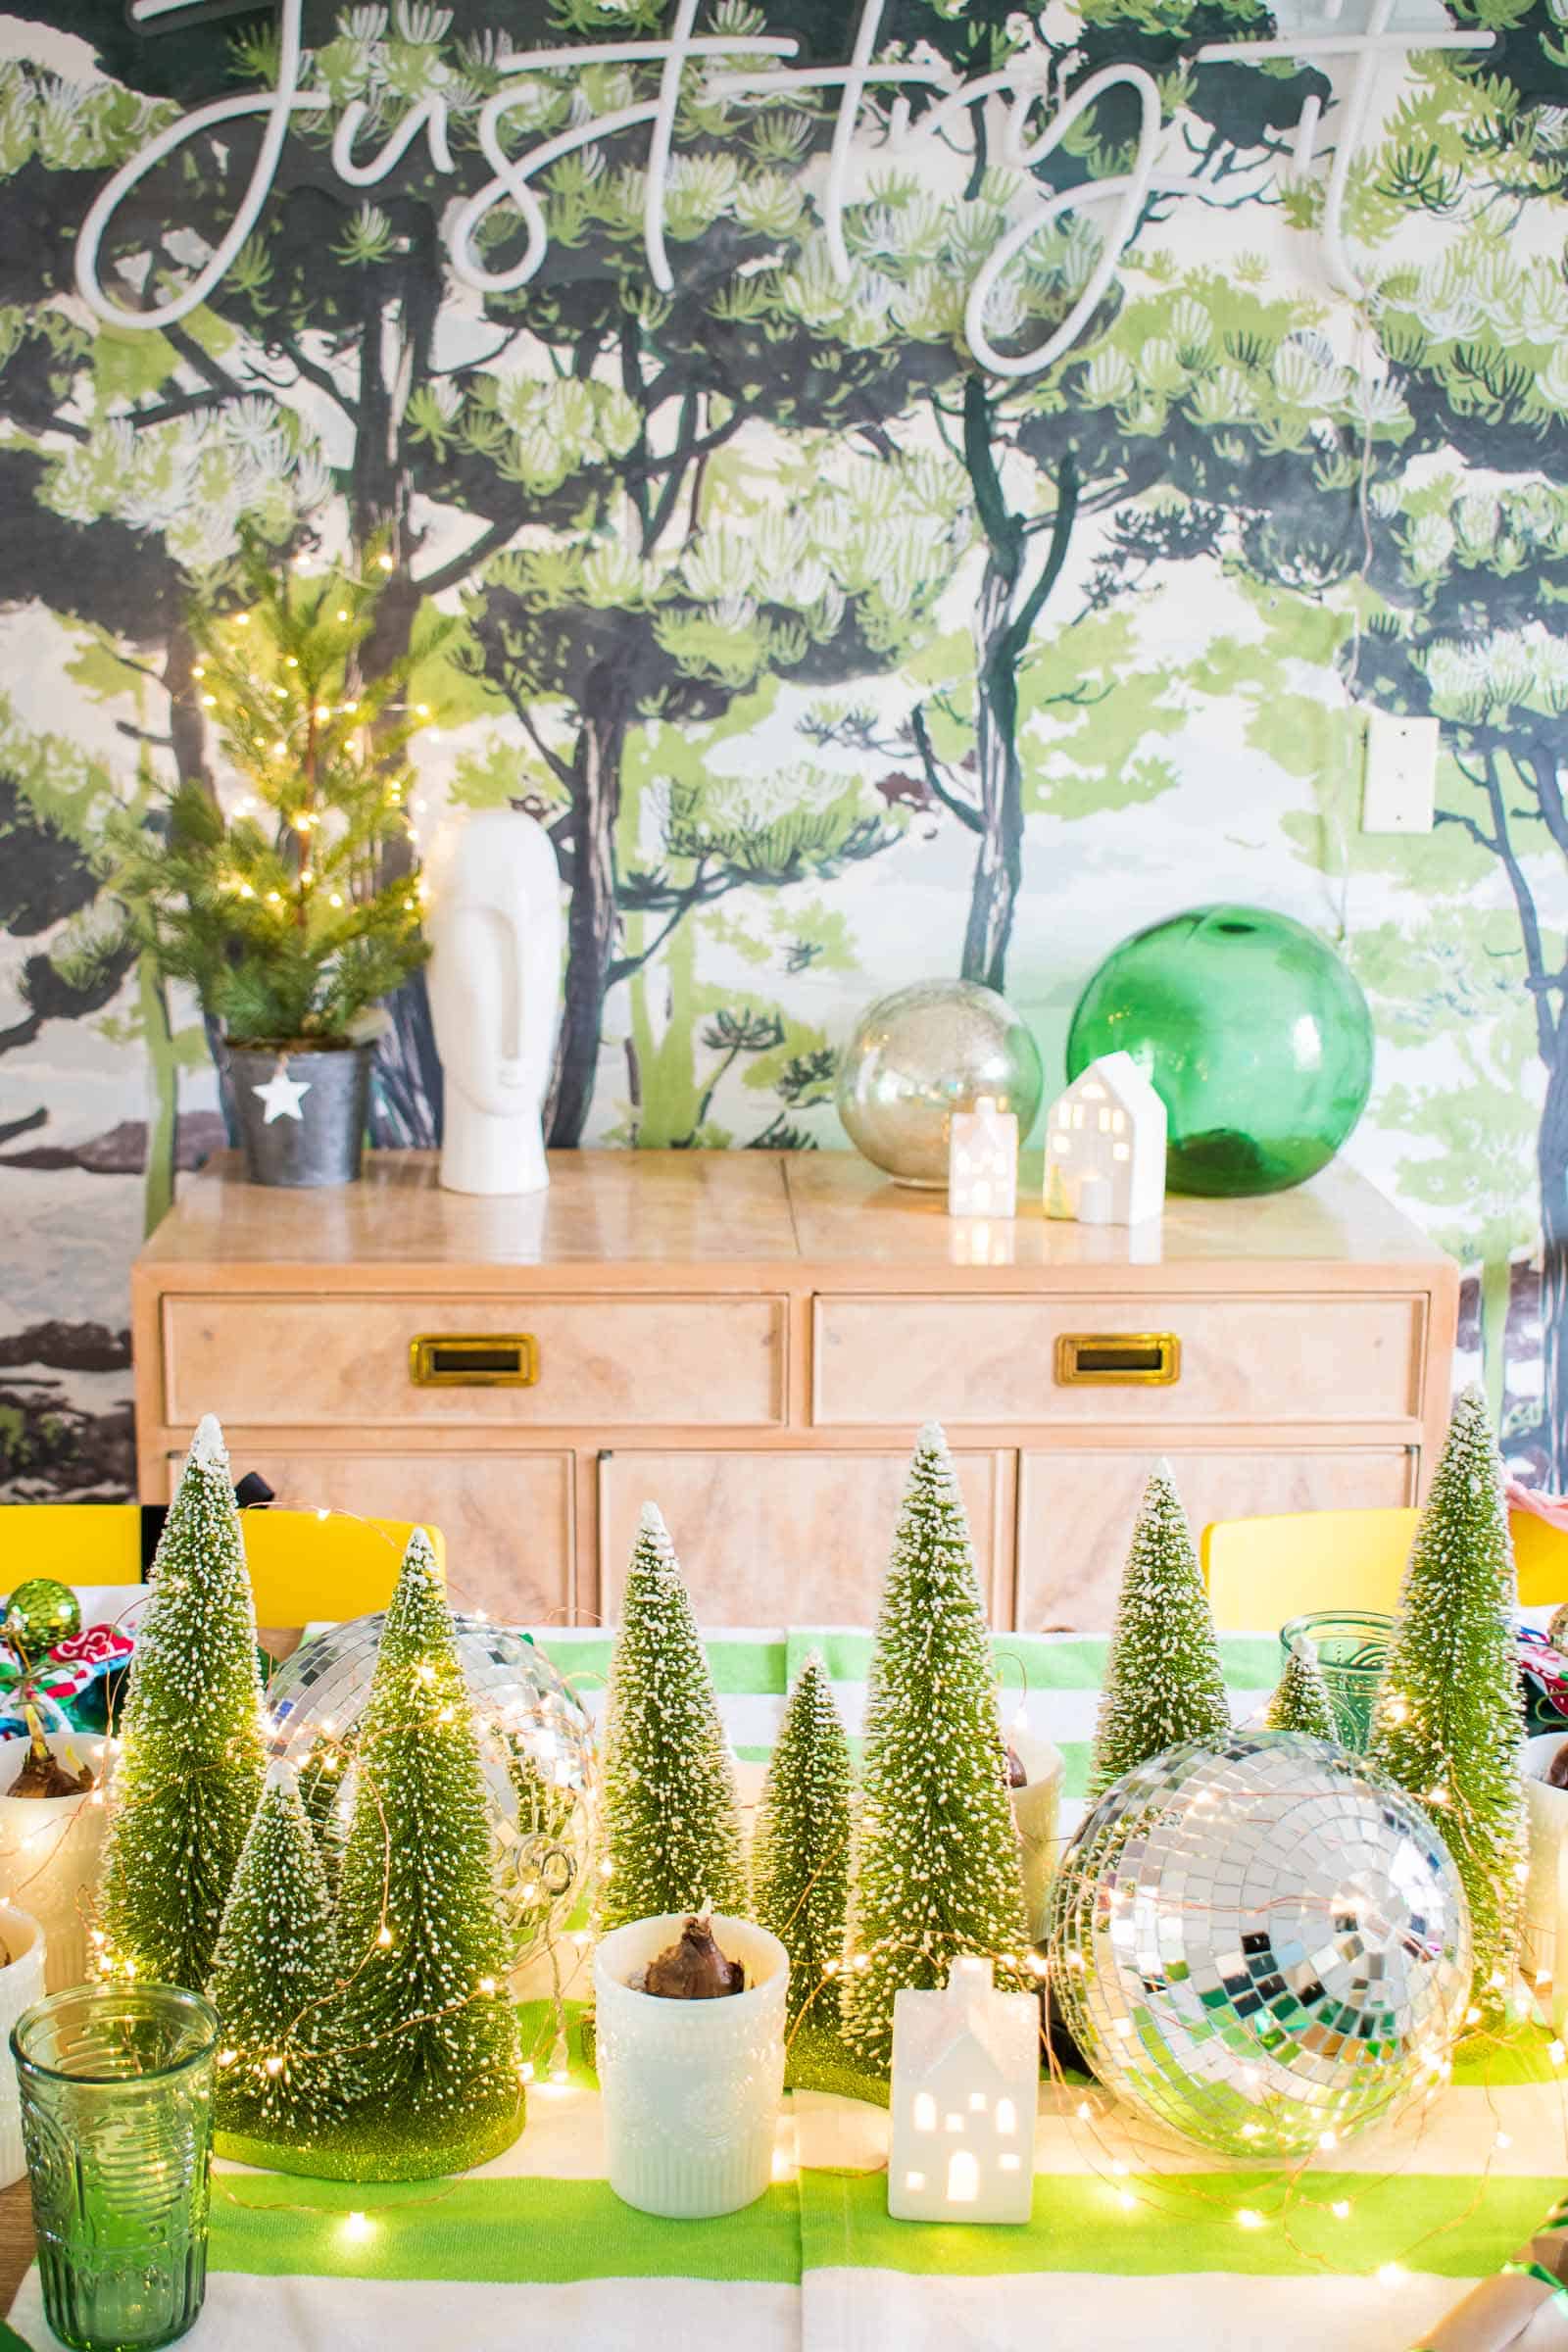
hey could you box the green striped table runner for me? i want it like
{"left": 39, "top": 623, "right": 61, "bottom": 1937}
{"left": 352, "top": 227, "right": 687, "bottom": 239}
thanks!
{"left": 7, "top": 1632, "right": 1555, "bottom": 2352}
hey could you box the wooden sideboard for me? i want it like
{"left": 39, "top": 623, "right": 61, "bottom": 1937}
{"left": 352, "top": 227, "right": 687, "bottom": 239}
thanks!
{"left": 130, "top": 1150, "right": 1459, "bottom": 1629}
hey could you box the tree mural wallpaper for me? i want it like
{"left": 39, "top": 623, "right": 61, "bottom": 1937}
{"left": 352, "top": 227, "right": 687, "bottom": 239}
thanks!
{"left": 0, "top": 0, "right": 1562, "bottom": 1496}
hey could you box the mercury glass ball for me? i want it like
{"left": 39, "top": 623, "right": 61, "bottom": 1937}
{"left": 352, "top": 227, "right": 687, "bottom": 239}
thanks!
{"left": 835, "top": 979, "right": 1045, "bottom": 1187}
{"left": 1067, "top": 905, "right": 1373, "bottom": 1196}
{"left": 1048, "top": 1730, "right": 1471, "bottom": 2160}
{"left": 267, "top": 1614, "right": 596, "bottom": 1981}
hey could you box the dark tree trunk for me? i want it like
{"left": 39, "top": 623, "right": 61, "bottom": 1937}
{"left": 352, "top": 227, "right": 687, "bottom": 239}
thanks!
{"left": 165, "top": 621, "right": 212, "bottom": 801}
{"left": 956, "top": 381, "right": 1077, "bottom": 996}
{"left": 163, "top": 621, "right": 238, "bottom": 1141}
{"left": 548, "top": 677, "right": 629, "bottom": 1147}
{"left": 963, "top": 558, "right": 1024, "bottom": 990}
{"left": 351, "top": 241, "right": 445, "bottom": 1151}
{"left": 1540, "top": 1030, "right": 1568, "bottom": 1486}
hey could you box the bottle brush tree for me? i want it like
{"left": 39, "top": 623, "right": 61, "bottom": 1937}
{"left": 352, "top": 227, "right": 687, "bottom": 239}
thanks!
{"left": 840, "top": 1424, "right": 1031, "bottom": 2076}
{"left": 331, "top": 1528, "right": 523, "bottom": 2177}
{"left": 207, "top": 1761, "right": 347, "bottom": 2149}
{"left": 1369, "top": 1386, "right": 1527, "bottom": 2015}
{"left": 1265, "top": 1637, "right": 1339, "bottom": 1743}
{"left": 98, "top": 1413, "right": 267, "bottom": 1991}
{"left": 753, "top": 1653, "right": 853, "bottom": 2032}
{"left": 597, "top": 1503, "right": 748, "bottom": 1933}
{"left": 112, "top": 530, "right": 443, "bottom": 1052}
{"left": 1088, "top": 1463, "right": 1232, "bottom": 1799}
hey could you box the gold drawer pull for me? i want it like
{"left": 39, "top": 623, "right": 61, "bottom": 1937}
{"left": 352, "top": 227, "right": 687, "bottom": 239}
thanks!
{"left": 410, "top": 1334, "right": 539, "bottom": 1388}
{"left": 1055, "top": 1332, "right": 1180, "bottom": 1387}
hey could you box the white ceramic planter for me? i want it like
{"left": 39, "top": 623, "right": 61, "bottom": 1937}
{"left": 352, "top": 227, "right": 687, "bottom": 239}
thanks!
{"left": 594, "top": 1913, "right": 789, "bottom": 2220}
{"left": 0, "top": 1906, "right": 47, "bottom": 2185}
{"left": 1010, "top": 1732, "right": 1065, "bottom": 1943}
{"left": 1525, "top": 1733, "right": 1568, "bottom": 2029}
{"left": 0, "top": 1734, "right": 110, "bottom": 1994}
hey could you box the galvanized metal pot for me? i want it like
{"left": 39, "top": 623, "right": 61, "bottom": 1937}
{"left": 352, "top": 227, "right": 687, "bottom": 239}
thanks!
{"left": 225, "top": 1043, "right": 372, "bottom": 1187}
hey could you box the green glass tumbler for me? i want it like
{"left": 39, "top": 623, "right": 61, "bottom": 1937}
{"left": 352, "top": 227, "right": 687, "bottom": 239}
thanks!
{"left": 1280, "top": 1612, "right": 1395, "bottom": 1753}
{"left": 1066, "top": 904, "right": 1374, "bottom": 1196}
{"left": 12, "top": 1984, "right": 218, "bottom": 2352}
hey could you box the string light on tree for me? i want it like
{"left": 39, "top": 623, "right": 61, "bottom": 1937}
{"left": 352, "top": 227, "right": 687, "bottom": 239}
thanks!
{"left": 98, "top": 1413, "right": 267, "bottom": 1991}
{"left": 753, "top": 1653, "right": 853, "bottom": 2034}
{"left": 207, "top": 1761, "right": 348, "bottom": 2145}
{"left": 1088, "top": 1463, "right": 1231, "bottom": 1800}
{"left": 328, "top": 1530, "right": 525, "bottom": 2180}
{"left": 596, "top": 1505, "right": 748, "bottom": 1934}
{"left": 840, "top": 1424, "right": 1031, "bottom": 2076}
{"left": 1369, "top": 1386, "right": 1528, "bottom": 2021}
{"left": 112, "top": 530, "right": 449, "bottom": 1055}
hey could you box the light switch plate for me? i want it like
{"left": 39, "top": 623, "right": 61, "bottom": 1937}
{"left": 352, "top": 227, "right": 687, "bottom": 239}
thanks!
{"left": 1362, "top": 710, "right": 1440, "bottom": 834}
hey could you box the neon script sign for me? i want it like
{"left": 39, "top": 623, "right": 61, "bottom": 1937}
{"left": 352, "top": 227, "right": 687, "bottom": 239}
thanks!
{"left": 80, "top": 0, "right": 1492, "bottom": 376}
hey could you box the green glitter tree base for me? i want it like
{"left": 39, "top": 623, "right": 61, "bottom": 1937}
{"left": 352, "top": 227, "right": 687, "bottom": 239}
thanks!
{"left": 215, "top": 2085, "right": 525, "bottom": 2182}
{"left": 784, "top": 2023, "right": 889, "bottom": 2109}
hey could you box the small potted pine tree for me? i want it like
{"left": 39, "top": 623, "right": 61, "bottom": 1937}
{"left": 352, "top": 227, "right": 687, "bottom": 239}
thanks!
{"left": 114, "top": 536, "right": 441, "bottom": 1186}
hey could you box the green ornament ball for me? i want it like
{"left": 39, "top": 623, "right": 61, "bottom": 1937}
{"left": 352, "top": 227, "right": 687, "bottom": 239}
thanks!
{"left": 5, "top": 1578, "right": 81, "bottom": 1653}
{"left": 1066, "top": 904, "right": 1374, "bottom": 1198}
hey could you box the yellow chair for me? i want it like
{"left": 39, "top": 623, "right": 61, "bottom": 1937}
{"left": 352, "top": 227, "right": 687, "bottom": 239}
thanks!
{"left": 239, "top": 1509, "right": 447, "bottom": 1625}
{"left": 1201, "top": 1504, "right": 1568, "bottom": 1633}
{"left": 0, "top": 1502, "right": 445, "bottom": 1625}
{"left": 0, "top": 1504, "right": 145, "bottom": 1589}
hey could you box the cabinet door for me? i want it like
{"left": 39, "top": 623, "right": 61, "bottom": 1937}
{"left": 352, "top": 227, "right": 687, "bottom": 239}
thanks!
{"left": 1017, "top": 1447, "right": 1417, "bottom": 1631}
{"left": 166, "top": 1447, "right": 575, "bottom": 1625}
{"left": 597, "top": 1448, "right": 1011, "bottom": 1626}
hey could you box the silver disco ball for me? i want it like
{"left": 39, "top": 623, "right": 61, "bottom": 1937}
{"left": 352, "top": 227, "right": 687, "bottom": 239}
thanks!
{"left": 835, "top": 979, "right": 1044, "bottom": 1187}
{"left": 1048, "top": 1730, "right": 1471, "bottom": 2159}
{"left": 267, "top": 1615, "right": 596, "bottom": 1984}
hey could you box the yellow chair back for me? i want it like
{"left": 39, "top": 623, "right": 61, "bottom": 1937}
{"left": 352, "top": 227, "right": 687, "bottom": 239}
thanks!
{"left": 0, "top": 1503, "right": 144, "bottom": 1589}
{"left": 1201, "top": 1504, "right": 1568, "bottom": 1633}
{"left": 0, "top": 1502, "right": 444, "bottom": 1626}
{"left": 1511, "top": 1508, "right": 1568, "bottom": 1615}
{"left": 240, "top": 1510, "right": 446, "bottom": 1626}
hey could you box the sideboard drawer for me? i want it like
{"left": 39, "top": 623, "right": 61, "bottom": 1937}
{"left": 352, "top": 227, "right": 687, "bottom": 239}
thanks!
{"left": 163, "top": 1295, "right": 785, "bottom": 1429}
{"left": 811, "top": 1294, "right": 1424, "bottom": 1427}
{"left": 162, "top": 1446, "right": 575, "bottom": 1622}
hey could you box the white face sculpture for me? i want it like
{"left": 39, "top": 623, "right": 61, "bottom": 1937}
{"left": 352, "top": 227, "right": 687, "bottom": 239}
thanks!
{"left": 425, "top": 808, "right": 563, "bottom": 1122}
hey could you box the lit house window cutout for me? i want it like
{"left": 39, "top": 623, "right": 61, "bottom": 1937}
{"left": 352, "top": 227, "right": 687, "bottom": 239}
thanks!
{"left": 887, "top": 1957, "right": 1038, "bottom": 2225}
{"left": 1043, "top": 1051, "right": 1166, "bottom": 1228}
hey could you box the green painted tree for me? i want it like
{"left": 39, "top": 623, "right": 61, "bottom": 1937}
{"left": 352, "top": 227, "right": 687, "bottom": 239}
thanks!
{"left": 98, "top": 1412, "right": 267, "bottom": 1990}
{"left": 332, "top": 1529, "right": 523, "bottom": 2175}
{"left": 1265, "top": 1638, "right": 1339, "bottom": 1744}
{"left": 840, "top": 1424, "right": 1030, "bottom": 2076}
{"left": 597, "top": 1503, "right": 748, "bottom": 1934}
{"left": 1089, "top": 1465, "right": 1232, "bottom": 1801}
{"left": 1369, "top": 1387, "right": 1527, "bottom": 2015}
{"left": 207, "top": 1763, "right": 346, "bottom": 2147}
{"left": 753, "top": 1654, "right": 853, "bottom": 2032}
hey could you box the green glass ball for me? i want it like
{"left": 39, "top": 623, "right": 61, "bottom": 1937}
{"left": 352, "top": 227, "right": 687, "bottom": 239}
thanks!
{"left": 1066, "top": 905, "right": 1373, "bottom": 1198}
{"left": 5, "top": 1578, "right": 81, "bottom": 1653}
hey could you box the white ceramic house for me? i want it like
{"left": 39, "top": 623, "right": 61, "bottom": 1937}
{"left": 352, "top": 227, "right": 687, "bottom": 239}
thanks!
{"left": 1043, "top": 1051, "right": 1166, "bottom": 1226}
{"left": 888, "top": 1957, "right": 1038, "bottom": 2224}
